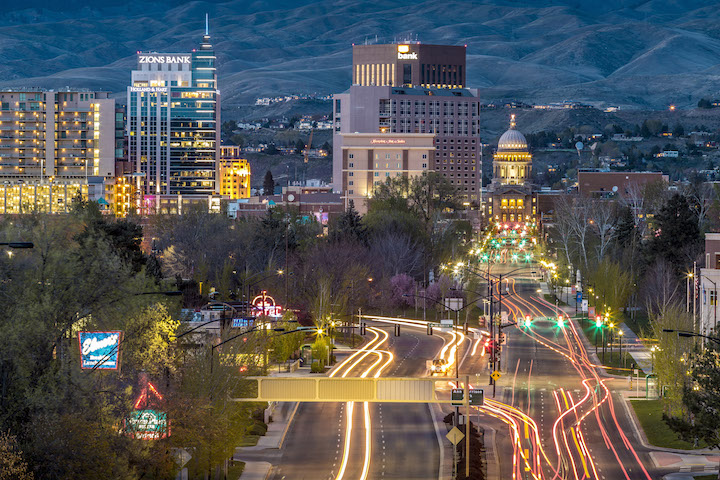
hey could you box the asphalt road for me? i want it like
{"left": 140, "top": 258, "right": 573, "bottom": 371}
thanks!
{"left": 271, "top": 326, "right": 446, "bottom": 480}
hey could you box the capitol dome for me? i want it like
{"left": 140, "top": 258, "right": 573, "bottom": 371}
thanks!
{"left": 497, "top": 115, "right": 528, "bottom": 152}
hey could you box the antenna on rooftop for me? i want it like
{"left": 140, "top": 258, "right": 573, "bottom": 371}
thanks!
{"left": 205, "top": 13, "right": 209, "bottom": 35}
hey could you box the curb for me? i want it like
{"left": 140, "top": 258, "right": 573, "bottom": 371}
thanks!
{"left": 430, "top": 402, "right": 452, "bottom": 480}
{"left": 276, "top": 402, "right": 299, "bottom": 449}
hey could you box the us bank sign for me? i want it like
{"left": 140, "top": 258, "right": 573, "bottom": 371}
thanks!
{"left": 138, "top": 54, "right": 191, "bottom": 64}
{"left": 397, "top": 45, "right": 418, "bottom": 60}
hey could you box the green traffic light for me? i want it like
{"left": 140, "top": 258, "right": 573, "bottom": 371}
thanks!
{"left": 595, "top": 320, "right": 602, "bottom": 328}
{"left": 557, "top": 316, "right": 564, "bottom": 328}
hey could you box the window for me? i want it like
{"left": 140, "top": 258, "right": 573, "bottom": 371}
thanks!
{"left": 422, "top": 154, "right": 427, "bottom": 159}
{"left": 374, "top": 172, "right": 380, "bottom": 177}
{"left": 422, "top": 163, "right": 427, "bottom": 169}
{"left": 348, "top": 189, "right": 353, "bottom": 194}
{"left": 711, "top": 290, "right": 717, "bottom": 306}
{"left": 349, "top": 172, "right": 354, "bottom": 177}
{"left": 349, "top": 162, "right": 354, "bottom": 168}
{"left": 349, "top": 181, "right": 354, "bottom": 186}
{"left": 349, "top": 154, "right": 354, "bottom": 159}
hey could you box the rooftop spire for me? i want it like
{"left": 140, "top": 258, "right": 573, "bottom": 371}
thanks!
{"left": 205, "top": 13, "right": 209, "bottom": 36}
{"left": 509, "top": 114, "right": 516, "bottom": 130}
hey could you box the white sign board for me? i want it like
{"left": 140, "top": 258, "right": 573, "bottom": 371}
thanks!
{"left": 581, "top": 300, "right": 589, "bottom": 312}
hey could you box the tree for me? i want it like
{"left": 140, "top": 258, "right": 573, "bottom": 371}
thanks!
{"left": 615, "top": 205, "right": 639, "bottom": 250}
{"left": 650, "top": 303, "right": 694, "bottom": 414}
{"left": 294, "top": 139, "right": 305, "bottom": 154}
{"left": 321, "top": 141, "right": 332, "bottom": 155}
{"left": 647, "top": 193, "right": 702, "bottom": 273}
{"left": 673, "top": 124, "right": 685, "bottom": 137}
{"left": 698, "top": 98, "right": 713, "bottom": 109}
{"left": 221, "top": 120, "right": 237, "bottom": 139}
{"left": 665, "top": 341, "right": 720, "bottom": 475}
{"left": 263, "top": 171, "right": 275, "bottom": 196}
{"left": 329, "top": 201, "right": 367, "bottom": 245}
{"left": 0, "top": 431, "right": 33, "bottom": 480}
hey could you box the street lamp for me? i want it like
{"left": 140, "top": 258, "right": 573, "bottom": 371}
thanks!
{"left": 618, "top": 329, "right": 624, "bottom": 367}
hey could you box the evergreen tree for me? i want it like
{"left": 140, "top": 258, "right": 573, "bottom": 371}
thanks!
{"left": 665, "top": 341, "right": 720, "bottom": 458}
{"left": 294, "top": 139, "right": 305, "bottom": 154}
{"left": 263, "top": 170, "right": 275, "bottom": 195}
{"left": 647, "top": 193, "right": 701, "bottom": 272}
{"left": 329, "top": 200, "right": 367, "bottom": 244}
{"left": 615, "top": 205, "right": 638, "bottom": 249}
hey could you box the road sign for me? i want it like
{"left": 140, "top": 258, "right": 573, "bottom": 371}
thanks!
{"left": 491, "top": 370, "right": 502, "bottom": 381}
{"left": 451, "top": 388, "right": 464, "bottom": 406}
{"left": 469, "top": 388, "right": 484, "bottom": 406}
{"left": 440, "top": 319, "right": 454, "bottom": 326}
{"left": 446, "top": 426, "right": 465, "bottom": 445}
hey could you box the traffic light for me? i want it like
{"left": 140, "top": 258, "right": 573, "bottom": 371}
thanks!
{"left": 595, "top": 316, "right": 603, "bottom": 328}
{"left": 360, "top": 322, "right": 366, "bottom": 335}
{"left": 427, "top": 323, "right": 433, "bottom": 335}
{"left": 524, "top": 315, "right": 532, "bottom": 327}
{"left": 557, "top": 315, "right": 564, "bottom": 328}
{"left": 394, "top": 324, "right": 400, "bottom": 337}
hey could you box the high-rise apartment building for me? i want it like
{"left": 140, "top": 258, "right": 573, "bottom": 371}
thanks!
{"left": 352, "top": 43, "right": 466, "bottom": 89}
{"left": 0, "top": 89, "right": 115, "bottom": 213}
{"left": 127, "top": 24, "right": 220, "bottom": 201}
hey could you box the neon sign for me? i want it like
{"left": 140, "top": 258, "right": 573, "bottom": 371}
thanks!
{"left": 78, "top": 331, "right": 122, "bottom": 370}
{"left": 126, "top": 381, "right": 168, "bottom": 440}
{"left": 252, "top": 292, "right": 283, "bottom": 318}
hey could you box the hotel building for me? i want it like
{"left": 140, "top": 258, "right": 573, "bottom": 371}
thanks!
{"left": 127, "top": 25, "right": 220, "bottom": 207}
{"left": 333, "top": 43, "right": 481, "bottom": 210}
{"left": 0, "top": 89, "right": 115, "bottom": 214}
{"left": 340, "top": 133, "right": 435, "bottom": 212}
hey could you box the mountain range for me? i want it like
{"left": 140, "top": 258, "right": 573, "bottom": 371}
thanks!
{"left": 0, "top": 0, "right": 719, "bottom": 110}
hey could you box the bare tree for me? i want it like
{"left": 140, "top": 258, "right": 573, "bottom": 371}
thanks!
{"left": 568, "top": 196, "right": 592, "bottom": 270}
{"left": 590, "top": 199, "right": 616, "bottom": 262}
{"left": 641, "top": 259, "right": 681, "bottom": 316}
{"left": 551, "top": 195, "right": 575, "bottom": 267}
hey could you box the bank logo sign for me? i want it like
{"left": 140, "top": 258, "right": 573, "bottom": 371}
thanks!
{"left": 138, "top": 54, "right": 191, "bottom": 64}
{"left": 78, "top": 331, "right": 122, "bottom": 370}
{"left": 397, "top": 44, "right": 418, "bottom": 60}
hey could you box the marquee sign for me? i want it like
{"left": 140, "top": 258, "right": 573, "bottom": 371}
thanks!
{"left": 138, "top": 54, "right": 191, "bottom": 65}
{"left": 78, "top": 331, "right": 122, "bottom": 370}
{"left": 370, "top": 139, "right": 406, "bottom": 145}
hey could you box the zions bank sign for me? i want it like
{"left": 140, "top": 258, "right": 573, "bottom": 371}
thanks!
{"left": 138, "top": 54, "right": 191, "bottom": 65}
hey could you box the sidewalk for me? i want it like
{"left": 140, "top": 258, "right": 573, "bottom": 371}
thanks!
{"left": 234, "top": 401, "right": 299, "bottom": 480}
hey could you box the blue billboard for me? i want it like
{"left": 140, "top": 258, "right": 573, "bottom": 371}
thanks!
{"left": 78, "top": 331, "right": 122, "bottom": 370}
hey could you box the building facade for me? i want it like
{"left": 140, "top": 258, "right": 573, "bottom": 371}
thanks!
{"left": 339, "top": 133, "right": 435, "bottom": 212}
{"left": 127, "top": 26, "right": 220, "bottom": 199}
{"left": 352, "top": 43, "right": 466, "bottom": 89}
{"left": 218, "top": 145, "right": 251, "bottom": 200}
{"left": 333, "top": 85, "right": 481, "bottom": 204}
{"left": 0, "top": 89, "right": 115, "bottom": 213}
{"left": 485, "top": 116, "right": 536, "bottom": 224}
{"left": 577, "top": 171, "right": 668, "bottom": 198}
{"left": 701, "top": 233, "right": 720, "bottom": 336}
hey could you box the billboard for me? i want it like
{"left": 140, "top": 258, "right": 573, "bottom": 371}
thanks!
{"left": 78, "top": 331, "right": 122, "bottom": 370}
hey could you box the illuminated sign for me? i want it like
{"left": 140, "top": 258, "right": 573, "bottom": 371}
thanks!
{"left": 397, "top": 45, "right": 410, "bottom": 53}
{"left": 370, "top": 139, "right": 406, "bottom": 145}
{"left": 78, "top": 331, "right": 122, "bottom": 370}
{"left": 129, "top": 86, "right": 168, "bottom": 93}
{"left": 138, "top": 54, "right": 191, "bottom": 64}
{"left": 398, "top": 52, "right": 418, "bottom": 60}
{"left": 126, "top": 381, "right": 168, "bottom": 440}
{"left": 232, "top": 317, "right": 255, "bottom": 328}
{"left": 126, "top": 410, "right": 168, "bottom": 440}
{"left": 252, "top": 292, "right": 283, "bottom": 318}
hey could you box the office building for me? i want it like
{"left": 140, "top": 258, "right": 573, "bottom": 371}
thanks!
{"left": 127, "top": 22, "right": 220, "bottom": 204}
{"left": 333, "top": 42, "right": 480, "bottom": 209}
{"left": 352, "top": 43, "right": 466, "bottom": 89}
{"left": 218, "top": 145, "right": 251, "bottom": 200}
{"left": 0, "top": 89, "right": 115, "bottom": 214}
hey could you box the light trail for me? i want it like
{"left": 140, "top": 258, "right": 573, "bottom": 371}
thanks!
{"left": 335, "top": 401, "right": 354, "bottom": 480}
{"left": 359, "top": 401, "right": 371, "bottom": 480}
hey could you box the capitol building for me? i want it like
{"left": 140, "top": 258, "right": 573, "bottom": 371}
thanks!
{"left": 484, "top": 115, "right": 537, "bottom": 224}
